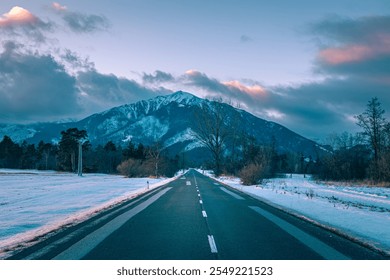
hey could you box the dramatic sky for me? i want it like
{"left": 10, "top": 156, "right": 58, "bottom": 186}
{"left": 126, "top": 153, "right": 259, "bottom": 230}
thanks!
{"left": 0, "top": 0, "right": 389, "bottom": 141}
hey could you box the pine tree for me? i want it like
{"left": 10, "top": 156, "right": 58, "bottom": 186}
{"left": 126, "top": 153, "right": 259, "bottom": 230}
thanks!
{"left": 58, "top": 128, "right": 88, "bottom": 172}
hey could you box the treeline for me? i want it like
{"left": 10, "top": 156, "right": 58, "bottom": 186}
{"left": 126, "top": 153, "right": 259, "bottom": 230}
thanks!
{"left": 315, "top": 97, "right": 390, "bottom": 183}
{"left": 0, "top": 128, "right": 179, "bottom": 177}
{"left": 193, "top": 98, "right": 316, "bottom": 185}
{"left": 205, "top": 134, "right": 315, "bottom": 185}
{"left": 2, "top": 97, "right": 388, "bottom": 184}
{"left": 195, "top": 97, "right": 390, "bottom": 185}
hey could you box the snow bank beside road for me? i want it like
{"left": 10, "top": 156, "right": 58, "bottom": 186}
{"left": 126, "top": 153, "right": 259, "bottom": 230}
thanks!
{"left": 0, "top": 169, "right": 176, "bottom": 259}
{"left": 205, "top": 172, "right": 390, "bottom": 255}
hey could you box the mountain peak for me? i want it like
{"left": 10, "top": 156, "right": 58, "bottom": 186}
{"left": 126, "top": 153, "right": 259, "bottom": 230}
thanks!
{"left": 143, "top": 91, "right": 202, "bottom": 110}
{"left": 0, "top": 90, "right": 326, "bottom": 160}
{"left": 163, "top": 91, "right": 200, "bottom": 103}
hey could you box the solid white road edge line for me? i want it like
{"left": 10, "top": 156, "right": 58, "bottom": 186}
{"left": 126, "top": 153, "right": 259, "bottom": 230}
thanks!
{"left": 220, "top": 187, "right": 245, "bottom": 200}
{"left": 249, "top": 206, "right": 350, "bottom": 260}
{"left": 52, "top": 187, "right": 173, "bottom": 260}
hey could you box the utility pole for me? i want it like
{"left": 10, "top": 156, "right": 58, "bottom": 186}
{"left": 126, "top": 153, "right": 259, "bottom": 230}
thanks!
{"left": 78, "top": 141, "right": 83, "bottom": 176}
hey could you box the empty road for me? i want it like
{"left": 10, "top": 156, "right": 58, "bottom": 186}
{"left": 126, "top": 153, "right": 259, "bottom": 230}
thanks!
{"left": 8, "top": 170, "right": 387, "bottom": 260}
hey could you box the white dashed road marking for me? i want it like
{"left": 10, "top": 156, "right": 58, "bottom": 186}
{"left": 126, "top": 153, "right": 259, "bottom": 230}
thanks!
{"left": 208, "top": 235, "right": 218, "bottom": 253}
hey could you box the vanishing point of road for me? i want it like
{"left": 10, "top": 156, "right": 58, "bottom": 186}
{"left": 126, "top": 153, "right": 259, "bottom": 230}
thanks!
{"left": 8, "top": 170, "right": 388, "bottom": 260}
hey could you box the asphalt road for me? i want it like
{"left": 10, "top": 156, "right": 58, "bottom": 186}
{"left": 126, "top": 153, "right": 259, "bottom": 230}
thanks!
{"left": 8, "top": 170, "right": 388, "bottom": 260}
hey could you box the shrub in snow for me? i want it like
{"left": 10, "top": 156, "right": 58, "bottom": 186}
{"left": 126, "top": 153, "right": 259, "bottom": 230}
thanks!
{"left": 117, "top": 158, "right": 144, "bottom": 177}
{"left": 239, "top": 163, "right": 268, "bottom": 185}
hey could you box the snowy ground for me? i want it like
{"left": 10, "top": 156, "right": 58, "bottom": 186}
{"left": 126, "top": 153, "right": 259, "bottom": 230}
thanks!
{"left": 0, "top": 169, "right": 177, "bottom": 259}
{"left": 1, "top": 169, "right": 389, "bottom": 259}
{"left": 204, "top": 171, "right": 390, "bottom": 255}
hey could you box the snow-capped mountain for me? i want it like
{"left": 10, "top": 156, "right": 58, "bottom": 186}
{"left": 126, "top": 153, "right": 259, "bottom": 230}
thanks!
{"left": 0, "top": 91, "right": 325, "bottom": 160}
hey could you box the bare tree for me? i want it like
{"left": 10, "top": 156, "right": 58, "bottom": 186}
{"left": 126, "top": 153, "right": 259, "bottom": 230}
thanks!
{"left": 193, "top": 98, "right": 239, "bottom": 176}
{"left": 355, "top": 97, "right": 387, "bottom": 180}
{"left": 148, "top": 142, "right": 162, "bottom": 178}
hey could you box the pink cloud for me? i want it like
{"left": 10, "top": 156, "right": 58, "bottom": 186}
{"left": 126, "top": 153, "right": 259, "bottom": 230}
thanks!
{"left": 319, "top": 33, "right": 390, "bottom": 65}
{"left": 319, "top": 45, "right": 373, "bottom": 65}
{"left": 0, "top": 6, "right": 37, "bottom": 27}
{"left": 52, "top": 2, "right": 67, "bottom": 12}
{"left": 222, "top": 80, "right": 266, "bottom": 97}
{"left": 185, "top": 69, "right": 201, "bottom": 76}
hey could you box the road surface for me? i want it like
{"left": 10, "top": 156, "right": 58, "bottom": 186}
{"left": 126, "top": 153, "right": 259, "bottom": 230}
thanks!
{"left": 8, "top": 170, "right": 387, "bottom": 260}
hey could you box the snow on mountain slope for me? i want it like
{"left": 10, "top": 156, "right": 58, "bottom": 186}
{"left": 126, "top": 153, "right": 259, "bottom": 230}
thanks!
{"left": 0, "top": 124, "right": 37, "bottom": 143}
{"left": 0, "top": 91, "right": 327, "bottom": 160}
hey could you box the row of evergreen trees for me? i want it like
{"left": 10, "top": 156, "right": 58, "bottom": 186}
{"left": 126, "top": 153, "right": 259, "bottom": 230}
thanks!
{"left": 0, "top": 128, "right": 179, "bottom": 177}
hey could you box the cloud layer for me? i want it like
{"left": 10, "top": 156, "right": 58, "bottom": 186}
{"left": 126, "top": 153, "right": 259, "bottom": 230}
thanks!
{"left": 0, "top": 4, "right": 122, "bottom": 123}
{"left": 51, "top": 2, "right": 110, "bottom": 33}
{"left": 0, "top": 4, "right": 388, "bottom": 141}
{"left": 0, "top": 6, "right": 37, "bottom": 27}
{"left": 0, "top": 6, "right": 54, "bottom": 43}
{"left": 136, "top": 15, "right": 390, "bottom": 139}
{"left": 0, "top": 42, "right": 80, "bottom": 122}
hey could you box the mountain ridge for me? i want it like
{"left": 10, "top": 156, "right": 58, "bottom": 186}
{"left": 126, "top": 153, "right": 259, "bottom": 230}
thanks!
{"left": 0, "top": 91, "right": 326, "bottom": 161}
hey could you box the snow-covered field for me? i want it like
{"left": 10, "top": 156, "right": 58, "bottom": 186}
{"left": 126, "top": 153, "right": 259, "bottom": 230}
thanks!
{"left": 1, "top": 169, "right": 389, "bottom": 259}
{"left": 0, "top": 169, "right": 176, "bottom": 259}
{"left": 207, "top": 172, "right": 390, "bottom": 255}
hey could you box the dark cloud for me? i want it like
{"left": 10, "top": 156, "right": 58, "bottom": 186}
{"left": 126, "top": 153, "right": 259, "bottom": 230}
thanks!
{"left": 152, "top": 58, "right": 388, "bottom": 140}
{"left": 49, "top": 2, "right": 110, "bottom": 33}
{"left": 60, "top": 49, "right": 95, "bottom": 71}
{"left": 62, "top": 11, "right": 110, "bottom": 33}
{"left": 182, "top": 70, "right": 227, "bottom": 93}
{"left": 318, "top": 54, "right": 390, "bottom": 77}
{"left": 310, "top": 15, "right": 390, "bottom": 45}
{"left": 0, "top": 6, "right": 166, "bottom": 124}
{"left": 178, "top": 70, "right": 353, "bottom": 138}
{"left": 269, "top": 77, "right": 390, "bottom": 139}
{"left": 0, "top": 43, "right": 81, "bottom": 123}
{"left": 182, "top": 70, "right": 267, "bottom": 104}
{"left": 0, "top": 45, "right": 172, "bottom": 123}
{"left": 250, "top": 14, "right": 390, "bottom": 139}
{"left": 181, "top": 70, "right": 390, "bottom": 139}
{"left": 310, "top": 15, "right": 390, "bottom": 77}
{"left": 142, "top": 70, "right": 174, "bottom": 84}
{"left": 77, "top": 70, "right": 171, "bottom": 113}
